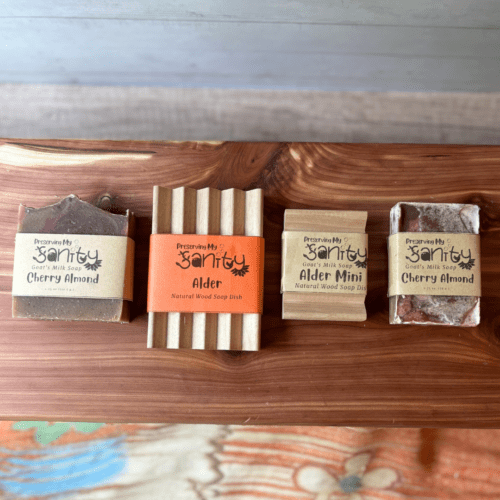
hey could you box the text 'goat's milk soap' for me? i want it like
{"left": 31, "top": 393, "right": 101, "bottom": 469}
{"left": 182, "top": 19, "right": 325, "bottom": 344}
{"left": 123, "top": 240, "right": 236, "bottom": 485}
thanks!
{"left": 12, "top": 195, "right": 135, "bottom": 322}
{"left": 281, "top": 209, "right": 368, "bottom": 321}
{"left": 388, "top": 202, "right": 480, "bottom": 326}
{"left": 147, "top": 186, "right": 264, "bottom": 351}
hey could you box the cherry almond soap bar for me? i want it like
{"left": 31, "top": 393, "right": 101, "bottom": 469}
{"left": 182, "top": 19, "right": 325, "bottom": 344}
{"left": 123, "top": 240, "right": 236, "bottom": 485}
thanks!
{"left": 12, "top": 195, "right": 135, "bottom": 322}
{"left": 388, "top": 202, "right": 480, "bottom": 326}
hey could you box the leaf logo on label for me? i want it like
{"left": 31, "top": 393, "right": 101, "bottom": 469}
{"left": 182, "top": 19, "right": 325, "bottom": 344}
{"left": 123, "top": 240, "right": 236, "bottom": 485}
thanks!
{"left": 84, "top": 259, "right": 102, "bottom": 271}
{"left": 459, "top": 258, "right": 475, "bottom": 270}
{"left": 231, "top": 264, "right": 250, "bottom": 277}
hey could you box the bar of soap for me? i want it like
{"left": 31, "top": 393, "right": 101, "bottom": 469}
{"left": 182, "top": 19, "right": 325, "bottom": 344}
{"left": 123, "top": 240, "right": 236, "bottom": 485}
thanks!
{"left": 12, "top": 195, "right": 134, "bottom": 322}
{"left": 389, "top": 202, "right": 480, "bottom": 326}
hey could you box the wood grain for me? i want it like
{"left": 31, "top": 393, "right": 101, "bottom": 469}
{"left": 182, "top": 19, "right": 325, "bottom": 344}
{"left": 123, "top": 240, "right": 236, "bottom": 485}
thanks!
{"left": 4, "top": 0, "right": 499, "bottom": 28}
{"left": 3, "top": 140, "right": 500, "bottom": 426}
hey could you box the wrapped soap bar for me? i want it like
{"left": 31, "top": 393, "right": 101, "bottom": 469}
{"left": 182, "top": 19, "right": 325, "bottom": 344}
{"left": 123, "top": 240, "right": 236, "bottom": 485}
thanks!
{"left": 281, "top": 209, "right": 368, "bottom": 321}
{"left": 12, "top": 195, "right": 134, "bottom": 322}
{"left": 388, "top": 202, "right": 480, "bottom": 326}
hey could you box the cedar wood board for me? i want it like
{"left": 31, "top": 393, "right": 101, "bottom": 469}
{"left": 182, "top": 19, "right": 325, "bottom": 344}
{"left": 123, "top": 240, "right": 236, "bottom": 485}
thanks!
{"left": 1, "top": 140, "right": 500, "bottom": 427}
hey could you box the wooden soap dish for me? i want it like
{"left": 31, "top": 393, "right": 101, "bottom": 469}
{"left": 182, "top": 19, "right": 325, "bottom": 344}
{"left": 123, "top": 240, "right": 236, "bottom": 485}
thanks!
{"left": 147, "top": 186, "right": 263, "bottom": 351}
{"left": 282, "top": 209, "right": 367, "bottom": 321}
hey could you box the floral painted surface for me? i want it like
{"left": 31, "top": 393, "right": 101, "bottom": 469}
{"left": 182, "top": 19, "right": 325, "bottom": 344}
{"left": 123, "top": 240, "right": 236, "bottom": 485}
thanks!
{"left": 295, "top": 453, "right": 398, "bottom": 499}
{"left": 1, "top": 424, "right": 500, "bottom": 499}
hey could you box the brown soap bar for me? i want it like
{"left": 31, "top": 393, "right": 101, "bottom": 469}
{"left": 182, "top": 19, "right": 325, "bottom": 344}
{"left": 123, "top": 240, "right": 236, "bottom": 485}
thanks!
{"left": 12, "top": 195, "right": 134, "bottom": 322}
{"left": 389, "top": 202, "right": 480, "bottom": 326}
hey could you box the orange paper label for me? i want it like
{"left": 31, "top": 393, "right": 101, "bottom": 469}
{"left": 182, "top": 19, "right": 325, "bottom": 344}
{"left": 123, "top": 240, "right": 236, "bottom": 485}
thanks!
{"left": 148, "top": 234, "right": 264, "bottom": 313}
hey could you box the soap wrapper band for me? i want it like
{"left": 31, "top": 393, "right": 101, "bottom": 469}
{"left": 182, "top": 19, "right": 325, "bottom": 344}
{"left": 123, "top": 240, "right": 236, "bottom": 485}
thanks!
{"left": 388, "top": 232, "right": 481, "bottom": 297}
{"left": 147, "top": 234, "right": 264, "bottom": 313}
{"left": 12, "top": 233, "right": 134, "bottom": 300}
{"left": 281, "top": 231, "right": 368, "bottom": 295}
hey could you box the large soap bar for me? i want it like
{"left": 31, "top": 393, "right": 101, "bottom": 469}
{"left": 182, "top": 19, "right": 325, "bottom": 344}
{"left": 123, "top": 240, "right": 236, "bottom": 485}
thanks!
{"left": 12, "top": 195, "right": 134, "bottom": 322}
{"left": 389, "top": 202, "right": 480, "bottom": 326}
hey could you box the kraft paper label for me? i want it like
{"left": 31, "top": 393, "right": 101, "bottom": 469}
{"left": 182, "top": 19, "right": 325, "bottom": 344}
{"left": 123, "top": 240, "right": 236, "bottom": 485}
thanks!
{"left": 147, "top": 234, "right": 264, "bottom": 314}
{"left": 388, "top": 232, "right": 481, "bottom": 297}
{"left": 281, "top": 231, "right": 368, "bottom": 294}
{"left": 12, "top": 233, "right": 134, "bottom": 300}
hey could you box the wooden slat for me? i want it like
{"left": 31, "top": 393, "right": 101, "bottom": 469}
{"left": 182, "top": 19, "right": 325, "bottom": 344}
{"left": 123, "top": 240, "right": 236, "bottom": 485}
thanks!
{"left": 282, "top": 209, "right": 367, "bottom": 322}
{"left": 147, "top": 186, "right": 172, "bottom": 348}
{"left": 166, "top": 187, "right": 197, "bottom": 349}
{"left": 1, "top": 20, "right": 499, "bottom": 92}
{"left": 2, "top": 85, "right": 500, "bottom": 145}
{"left": 217, "top": 189, "right": 246, "bottom": 350}
{"left": 284, "top": 210, "right": 367, "bottom": 233}
{"left": 192, "top": 187, "right": 221, "bottom": 350}
{"left": 242, "top": 189, "right": 264, "bottom": 351}
{"left": 5, "top": 0, "right": 500, "bottom": 28}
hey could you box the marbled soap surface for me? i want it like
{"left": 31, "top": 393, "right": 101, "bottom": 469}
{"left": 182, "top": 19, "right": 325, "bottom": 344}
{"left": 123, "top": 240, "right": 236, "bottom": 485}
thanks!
{"left": 389, "top": 202, "right": 480, "bottom": 326}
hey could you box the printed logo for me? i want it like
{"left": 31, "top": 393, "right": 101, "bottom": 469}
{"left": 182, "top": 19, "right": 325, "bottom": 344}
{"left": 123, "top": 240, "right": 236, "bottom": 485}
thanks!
{"left": 32, "top": 238, "right": 102, "bottom": 271}
{"left": 12, "top": 233, "right": 133, "bottom": 300}
{"left": 405, "top": 237, "right": 475, "bottom": 270}
{"left": 388, "top": 233, "right": 481, "bottom": 297}
{"left": 281, "top": 232, "right": 368, "bottom": 295}
{"left": 175, "top": 242, "right": 249, "bottom": 278}
{"left": 84, "top": 259, "right": 102, "bottom": 271}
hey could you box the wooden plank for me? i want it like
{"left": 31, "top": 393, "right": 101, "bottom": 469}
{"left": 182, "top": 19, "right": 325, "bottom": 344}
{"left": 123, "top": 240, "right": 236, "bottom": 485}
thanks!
{"left": 192, "top": 187, "right": 221, "bottom": 350}
{"left": 3, "top": 140, "right": 500, "bottom": 426}
{"left": 3, "top": 0, "right": 500, "bottom": 28}
{"left": 1, "top": 85, "right": 500, "bottom": 145}
{"left": 1, "top": 19, "right": 499, "bottom": 92}
{"left": 147, "top": 186, "right": 172, "bottom": 348}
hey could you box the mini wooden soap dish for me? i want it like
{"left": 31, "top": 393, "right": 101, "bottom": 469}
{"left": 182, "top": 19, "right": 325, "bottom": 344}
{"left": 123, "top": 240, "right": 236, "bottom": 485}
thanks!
{"left": 147, "top": 186, "right": 263, "bottom": 351}
{"left": 282, "top": 209, "right": 367, "bottom": 322}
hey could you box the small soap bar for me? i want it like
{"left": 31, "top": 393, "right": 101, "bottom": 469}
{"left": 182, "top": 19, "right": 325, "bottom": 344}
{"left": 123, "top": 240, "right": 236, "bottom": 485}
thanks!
{"left": 281, "top": 209, "right": 368, "bottom": 321}
{"left": 12, "top": 195, "right": 134, "bottom": 322}
{"left": 388, "top": 202, "right": 480, "bottom": 326}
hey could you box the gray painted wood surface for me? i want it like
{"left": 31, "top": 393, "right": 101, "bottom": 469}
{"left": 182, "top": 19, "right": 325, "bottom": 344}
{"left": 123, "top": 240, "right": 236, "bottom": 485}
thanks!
{"left": 1, "top": 84, "right": 499, "bottom": 144}
{"left": 4, "top": 0, "right": 500, "bottom": 28}
{"left": 1, "top": 18, "right": 499, "bottom": 91}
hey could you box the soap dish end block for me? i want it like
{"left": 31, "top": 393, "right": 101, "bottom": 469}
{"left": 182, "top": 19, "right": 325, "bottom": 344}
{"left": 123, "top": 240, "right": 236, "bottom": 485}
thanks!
{"left": 282, "top": 292, "right": 367, "bottom": 321}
